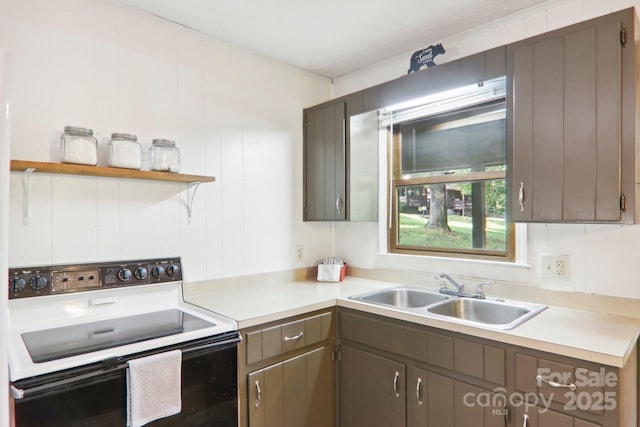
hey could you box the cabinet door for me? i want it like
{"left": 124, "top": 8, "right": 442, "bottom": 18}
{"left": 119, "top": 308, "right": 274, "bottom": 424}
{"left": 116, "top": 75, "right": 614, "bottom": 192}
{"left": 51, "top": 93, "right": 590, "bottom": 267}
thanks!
{"left": 508, "top": 17, "right": 623, "bottom": 222}
{"left": 408, "top": 368, "right": 455, "bottom": 427}
{"left": 340, "top": 344, "right": 405, "bottom": 427}
{"left": 514, "top": 405, "right": 601, "bottom": 427}
{"left": 408, "top": 367, "right": 508, "bottom": 427}
{"left": 248, "top": 346, "right": 334, "bottom": 427}
{"left": 454, "top": 381, "right": 506, "bottom": 427}
{"left": 304, "top": 102, "right": 346, "bottom": 221}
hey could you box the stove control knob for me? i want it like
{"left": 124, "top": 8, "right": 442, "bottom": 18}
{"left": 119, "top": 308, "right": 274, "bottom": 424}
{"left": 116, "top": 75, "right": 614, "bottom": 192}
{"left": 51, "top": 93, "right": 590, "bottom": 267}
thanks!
{"left": 29, "top": 275, "right": 47, "bottom": 290}
{"left": 151, "top": 265, "right": 165, "bottom": 278}
{"left": 117, "top": 268, "right": 132, "bottom": 282}
{"left": 166, "top": 264, "right": 179, "bottom": 278}
{"left": 134, "top": 266, "right": 148, "bottom": 280}
{"left": 9, "top": 277, "right": 26, "bottom": 292}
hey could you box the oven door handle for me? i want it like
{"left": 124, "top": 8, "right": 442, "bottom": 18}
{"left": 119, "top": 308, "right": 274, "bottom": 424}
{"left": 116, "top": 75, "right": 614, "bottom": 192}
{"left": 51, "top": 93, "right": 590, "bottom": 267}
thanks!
{"left": 10, "top": 365, "right": 127, "bottom": 400}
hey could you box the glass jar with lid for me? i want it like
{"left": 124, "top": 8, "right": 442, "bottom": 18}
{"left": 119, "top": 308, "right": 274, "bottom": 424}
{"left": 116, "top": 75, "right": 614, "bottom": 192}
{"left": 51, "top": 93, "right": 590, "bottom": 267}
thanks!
{"left": 108, "top": 133, "right": 142, "bottom": 169}
{"left": 149, "top": 139, "right": 181, "bottom": 172}
{"left": 60, "top": 126, "right": 98, "bottom": 166}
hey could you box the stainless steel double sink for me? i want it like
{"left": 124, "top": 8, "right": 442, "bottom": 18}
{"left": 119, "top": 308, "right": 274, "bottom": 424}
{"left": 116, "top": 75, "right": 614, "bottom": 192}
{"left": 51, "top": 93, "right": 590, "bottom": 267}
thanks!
{"left": 349, "top": 287, "right": 547, "bottom": 330}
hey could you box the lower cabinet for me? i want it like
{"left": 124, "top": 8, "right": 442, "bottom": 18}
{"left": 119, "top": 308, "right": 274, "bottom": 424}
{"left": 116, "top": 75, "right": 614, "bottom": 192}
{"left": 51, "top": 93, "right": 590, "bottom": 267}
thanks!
{"left": 340, "top": 344, "right": 405, "bottom": 427}
{"left": 338, "top": 308, "right": 636, "bottom": 427}
{"left": 248, "top": 346, "right": 334, "bottom": 427}
{"left": 408, "top": 366, "right": 452, "bottom": 427}
{"left": 409, "top": 367, "right": 506, "bottom": 427}
{"left": 340, "top": 344, "right": 508, "bottom": 427}
{"left": 240, "top": 308, "right": 635, "bottom": 427}
{"left": 238, "top": 309, "right": 336, "bottom": 427}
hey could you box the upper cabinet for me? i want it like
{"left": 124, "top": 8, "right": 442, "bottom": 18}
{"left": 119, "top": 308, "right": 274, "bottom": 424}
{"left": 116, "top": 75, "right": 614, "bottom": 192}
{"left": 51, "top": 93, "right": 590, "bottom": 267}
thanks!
{"left": 304, "top": 8, "right": 640, "bottom": 224}
{"left": 303, "top": 99, "right": 380, "bottom": 222}
{"left": 507, "top": 8, "right": 638, "bottom": 223}
{"left": 303, "top": 47, "right": 506, "bottom": 222}
{"left": 303, "top": 101, "right": 347, "bottom": 221}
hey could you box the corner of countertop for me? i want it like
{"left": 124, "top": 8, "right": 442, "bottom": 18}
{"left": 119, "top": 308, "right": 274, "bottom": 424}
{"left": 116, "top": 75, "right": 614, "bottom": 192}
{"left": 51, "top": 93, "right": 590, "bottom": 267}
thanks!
{"left": 182, "top": 267, "right": 318, "bottom": 298}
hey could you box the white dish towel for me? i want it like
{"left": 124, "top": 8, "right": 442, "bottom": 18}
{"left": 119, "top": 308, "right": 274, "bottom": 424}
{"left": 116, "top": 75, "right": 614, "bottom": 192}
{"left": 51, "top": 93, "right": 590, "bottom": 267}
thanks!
{"left": 127, "top": 349, "right": 182, "bottom": 427}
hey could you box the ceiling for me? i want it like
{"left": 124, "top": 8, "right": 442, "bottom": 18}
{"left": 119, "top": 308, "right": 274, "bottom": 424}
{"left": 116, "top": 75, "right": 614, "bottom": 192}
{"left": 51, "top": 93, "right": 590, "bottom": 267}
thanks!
{"left": 116, "top": 0, "right": 552, "bottom": 79}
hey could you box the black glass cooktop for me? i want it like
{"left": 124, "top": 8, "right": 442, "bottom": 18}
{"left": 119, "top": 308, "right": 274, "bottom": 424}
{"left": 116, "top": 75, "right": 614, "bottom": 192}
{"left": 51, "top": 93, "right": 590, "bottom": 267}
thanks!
{"left": 21, "top": 309, "right": 216, "bottom": 363}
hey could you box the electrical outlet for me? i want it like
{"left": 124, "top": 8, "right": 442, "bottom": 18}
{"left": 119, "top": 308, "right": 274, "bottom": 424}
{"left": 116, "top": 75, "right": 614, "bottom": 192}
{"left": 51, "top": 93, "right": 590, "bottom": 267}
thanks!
{"left": 295, "top": 245, "right": 304, "bottom": 262}
{"left": 540, "top": 254, "right": 570, "bottom": 280}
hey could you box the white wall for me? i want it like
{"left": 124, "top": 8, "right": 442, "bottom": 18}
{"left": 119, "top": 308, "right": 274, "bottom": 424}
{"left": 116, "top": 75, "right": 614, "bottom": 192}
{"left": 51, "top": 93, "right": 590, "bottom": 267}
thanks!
{"left": 1, "top": 48, "right": 11, "bottom": 427}
{"left": 333, "top": 0, "right": 640, "bottom": 300}
{"left": 2, "top": 0, "right": 334, "bottom": 281}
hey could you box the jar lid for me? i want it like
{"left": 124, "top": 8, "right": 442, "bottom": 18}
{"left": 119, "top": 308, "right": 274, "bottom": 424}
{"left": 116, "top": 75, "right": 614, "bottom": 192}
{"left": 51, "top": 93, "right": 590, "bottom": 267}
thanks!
{"left": 152, "top": 139, "right": 176, "bottom": 147}
{"left": 63, "top": 126, "right": 94, "bottom": 136}
{"left": 111, "top": 133, "right": 138, "bottom": 141}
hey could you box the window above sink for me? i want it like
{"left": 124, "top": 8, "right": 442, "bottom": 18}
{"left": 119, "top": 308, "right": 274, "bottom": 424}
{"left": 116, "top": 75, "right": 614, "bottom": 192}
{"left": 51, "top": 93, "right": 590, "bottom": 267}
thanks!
{"left": 383, "top": 77, "right": 515, "bottom": 261}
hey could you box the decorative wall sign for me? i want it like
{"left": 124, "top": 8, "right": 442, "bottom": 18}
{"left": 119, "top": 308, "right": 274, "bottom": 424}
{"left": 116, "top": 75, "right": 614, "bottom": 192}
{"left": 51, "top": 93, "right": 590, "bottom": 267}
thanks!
{"left": 407, "top": 44, "right": 446, "bottom": 73}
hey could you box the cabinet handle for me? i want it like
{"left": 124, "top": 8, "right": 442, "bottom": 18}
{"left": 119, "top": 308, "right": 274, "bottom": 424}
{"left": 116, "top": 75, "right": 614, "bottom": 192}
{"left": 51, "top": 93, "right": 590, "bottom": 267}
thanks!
{"left": 393, "top": 371, "right": 400, "bottom": 398}
{"left": 535, "top": 374, "right": 577, "bottom": 391}
{"left": 522, "top": 413, "right": 529, "bottom": 427}
{"left": 336, "top": 193, "right": 343, "bottom": 215}
{"left": 283, "top": 331, "right": 304, "bottom": 342}
{"left": 415, "top": 377, "right": 423, "bottom": 406}
{"left": 518, "top": 181, "right": 525, "bottom": 212}
{"left": 254, "top": 380, "right": 262, "bottom": 408}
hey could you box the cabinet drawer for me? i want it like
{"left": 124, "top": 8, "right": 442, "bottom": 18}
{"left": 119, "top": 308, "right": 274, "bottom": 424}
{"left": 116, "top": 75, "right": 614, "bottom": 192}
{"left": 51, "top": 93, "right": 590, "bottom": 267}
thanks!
{"left": 246, "top": 312, "right": 333, "bottom": 365}
{"left": 454, "top": 339, "right": 506, "bottom": 385}
{"left": 515, "top": 353, "right": 612, "bottom": 414}
{"left": 390, "top": 324, "right": 427, "bottom": 362}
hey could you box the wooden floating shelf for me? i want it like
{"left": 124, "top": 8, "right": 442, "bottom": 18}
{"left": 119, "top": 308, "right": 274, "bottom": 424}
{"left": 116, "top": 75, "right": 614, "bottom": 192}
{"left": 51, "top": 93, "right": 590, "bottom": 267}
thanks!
{"left": 10, "top": 160, "right": 215, "bottom": 184}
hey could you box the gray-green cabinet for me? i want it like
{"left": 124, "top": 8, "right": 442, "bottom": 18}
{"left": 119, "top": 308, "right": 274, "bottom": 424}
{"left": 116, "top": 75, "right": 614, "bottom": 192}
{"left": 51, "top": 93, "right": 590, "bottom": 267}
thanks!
{"left": 304, "top": 102, "right": 347, "bottom": 221}
{"left": 303, "top": 47, "right": 506, "bottom": 222}
{"left": 409, "top": 367, "right": 457, "bottom": 427}
{"left": 507, "top": 8, "right": 637, "bottom": 223}
{"left": 238, "top": 310, "right": 335, "bottom": 427}
{"left": 339, "top": 310, "right": 510, "bottom": 427}
{"left": 338, "top": 308, "right": 636, "bottom": 427}
{"left": 340, "top": 344, "right": 405, "bottom": 427}
{"left": 248, "top": 346, "right": 334, "bottom": 427}
{"left": 303, "top": 100, "right": 379, "bottom": 222}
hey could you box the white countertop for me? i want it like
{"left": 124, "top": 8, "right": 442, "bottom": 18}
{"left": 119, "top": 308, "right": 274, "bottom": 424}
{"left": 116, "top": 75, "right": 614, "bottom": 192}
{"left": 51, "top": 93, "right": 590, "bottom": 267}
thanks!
{"left": 184, "top": 276, "right": 640, "bottom": 368}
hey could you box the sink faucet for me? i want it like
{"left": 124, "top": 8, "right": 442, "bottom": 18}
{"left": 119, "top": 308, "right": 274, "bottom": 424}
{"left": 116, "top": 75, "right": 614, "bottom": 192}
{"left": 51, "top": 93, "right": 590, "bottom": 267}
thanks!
{"left": 475, "top": 282, "right": 491, "bottom": 299}
{"left": 436, "top": 274, "right": 490, "bottom": 299}
{"left": 436, "top": 273, "right": 464, "bottom": 292}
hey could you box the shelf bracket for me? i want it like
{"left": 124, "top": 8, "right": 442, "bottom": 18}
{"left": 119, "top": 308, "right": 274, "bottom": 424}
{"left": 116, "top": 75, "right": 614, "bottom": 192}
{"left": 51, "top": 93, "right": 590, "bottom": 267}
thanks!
{"left": 21, "top": 167, "right": 35, "bottom": 225}
{"left": 186, "top": 181, "right": 202, "bottom": 224}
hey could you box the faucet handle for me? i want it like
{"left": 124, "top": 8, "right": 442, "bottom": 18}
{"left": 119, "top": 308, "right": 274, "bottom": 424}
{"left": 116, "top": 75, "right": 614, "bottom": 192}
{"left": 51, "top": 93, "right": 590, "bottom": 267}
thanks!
{"left": 434, "top": 274, "right": 446, "bottom": 289}
{"left": 476, "top": 282, "right": 491, "bottom": 299}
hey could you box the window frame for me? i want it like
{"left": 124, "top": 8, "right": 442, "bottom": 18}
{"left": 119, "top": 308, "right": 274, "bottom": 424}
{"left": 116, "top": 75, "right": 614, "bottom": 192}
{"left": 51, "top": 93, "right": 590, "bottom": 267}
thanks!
{"left": 387, "top": 121, "right": 516, "bottom": 262}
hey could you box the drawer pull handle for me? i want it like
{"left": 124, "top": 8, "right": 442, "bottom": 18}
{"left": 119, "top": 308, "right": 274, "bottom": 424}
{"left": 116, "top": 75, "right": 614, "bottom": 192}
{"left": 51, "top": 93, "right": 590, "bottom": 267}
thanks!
{"left": 393, "top": 371, "right": 400, "bottom": 398}
{"left": 522, "top": 413, "right": 529, "bottom": 427}
{"left": 415, "top": 377, "right": 423, "bottom": 405}
{"left": 535, "top": 375, "right": 577, "bottom": 391}
{"left": 284, "top": 332, "right": 304, "bottom": 342}
{"left": 254, "top": 381, "right": 262, "bottom": 407}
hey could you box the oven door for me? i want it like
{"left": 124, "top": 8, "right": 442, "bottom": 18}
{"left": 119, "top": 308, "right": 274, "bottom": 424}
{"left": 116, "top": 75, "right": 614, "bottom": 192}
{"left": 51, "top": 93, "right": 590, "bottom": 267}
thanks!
{"left": 11, "top": 332, "right": 240, "bottom": 427}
